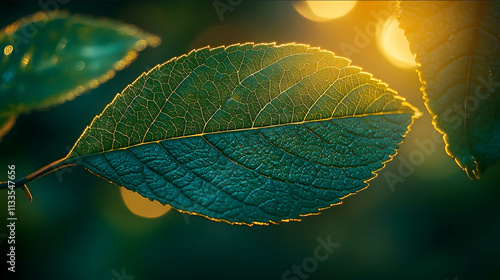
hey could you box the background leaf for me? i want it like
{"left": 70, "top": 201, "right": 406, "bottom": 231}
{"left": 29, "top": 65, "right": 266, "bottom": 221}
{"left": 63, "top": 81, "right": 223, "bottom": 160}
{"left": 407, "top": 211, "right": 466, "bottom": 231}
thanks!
{"left": 0, "top": 11, "right": 160, "bottom": 139}
{"left": 64, "top": 43, "right": 419, "bottom": 225}
{"left": 397, "top": 1, "right": 500, "bottom": 178}
{"left": 0, "top": 113, "right": 16, "bottom": 141}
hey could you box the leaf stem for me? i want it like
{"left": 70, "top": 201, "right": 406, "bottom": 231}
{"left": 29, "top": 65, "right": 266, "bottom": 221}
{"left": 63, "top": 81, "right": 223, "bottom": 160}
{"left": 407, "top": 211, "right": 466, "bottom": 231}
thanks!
{"left": 0, "top": 158, "right": 75, "bottom": 198}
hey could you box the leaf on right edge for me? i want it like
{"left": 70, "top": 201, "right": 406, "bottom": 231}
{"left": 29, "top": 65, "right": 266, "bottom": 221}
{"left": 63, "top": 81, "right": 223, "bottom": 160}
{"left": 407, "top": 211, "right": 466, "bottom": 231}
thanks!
{"left": 397, "top": 1, "right": 500, "bottom": 178}
{"left": 62, "top": 43, "right": 419, "bottom": 225}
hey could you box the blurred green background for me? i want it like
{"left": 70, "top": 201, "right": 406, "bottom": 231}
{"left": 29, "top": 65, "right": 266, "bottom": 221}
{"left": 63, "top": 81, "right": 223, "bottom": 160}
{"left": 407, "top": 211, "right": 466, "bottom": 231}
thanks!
{"left": 1, "top": 1, "right": 499, "bottom": 279}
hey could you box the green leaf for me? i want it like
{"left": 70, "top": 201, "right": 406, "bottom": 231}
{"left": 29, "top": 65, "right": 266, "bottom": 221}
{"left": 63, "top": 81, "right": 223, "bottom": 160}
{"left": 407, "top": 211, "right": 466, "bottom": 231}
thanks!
{"left": 2, "top": 43, "right": 419, "bottom": 225}
{"left": 0, "top": 11, "right": 160, "bottom": 135}
{"left": 397, "top": 1, "right": 500, "bottom": 178}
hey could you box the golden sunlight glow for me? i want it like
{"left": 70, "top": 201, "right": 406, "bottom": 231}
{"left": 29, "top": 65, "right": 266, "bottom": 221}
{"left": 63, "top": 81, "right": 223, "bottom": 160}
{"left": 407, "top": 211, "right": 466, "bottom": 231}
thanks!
{"left": 377, "top": 15, "right": 416, "bottom": 69}
{"left": 120, "top": 188, "right": 171, "bottom": 218}
{"left": 293, "top": 1, "right": 357, "bottom": 22}
{"left": 20, "top": 52, "right": 31, "bottom": 68}
{"left": 4, "top": 45, "right": 13, "bottom": 56}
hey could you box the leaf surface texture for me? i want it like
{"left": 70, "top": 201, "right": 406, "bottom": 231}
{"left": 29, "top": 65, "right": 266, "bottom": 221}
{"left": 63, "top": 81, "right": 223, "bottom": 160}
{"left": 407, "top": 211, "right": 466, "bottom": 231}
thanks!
{"left": 68, "top": 43, "right": 418, "bottom": 225}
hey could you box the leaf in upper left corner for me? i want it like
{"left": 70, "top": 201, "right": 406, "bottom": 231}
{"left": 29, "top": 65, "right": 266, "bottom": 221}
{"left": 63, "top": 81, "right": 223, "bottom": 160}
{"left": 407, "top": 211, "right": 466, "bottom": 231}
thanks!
{"left": 0, "top": 11, "right": 161, "bottom": 128}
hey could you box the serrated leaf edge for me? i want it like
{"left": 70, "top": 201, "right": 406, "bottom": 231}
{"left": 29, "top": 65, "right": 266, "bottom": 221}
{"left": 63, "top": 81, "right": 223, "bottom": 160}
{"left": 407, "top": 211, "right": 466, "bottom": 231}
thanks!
{"left": 65, "top": 42, "right": 420, "bottom": 225}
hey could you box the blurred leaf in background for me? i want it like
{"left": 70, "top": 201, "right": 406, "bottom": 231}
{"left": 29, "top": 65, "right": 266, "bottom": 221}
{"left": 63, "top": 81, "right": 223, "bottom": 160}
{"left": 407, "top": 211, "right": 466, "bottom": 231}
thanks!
{"left": 0, "top": 10, "right": 161, "bottom": 140}
{"left": 397, "top": 1, "right": 500, "bottom": 178}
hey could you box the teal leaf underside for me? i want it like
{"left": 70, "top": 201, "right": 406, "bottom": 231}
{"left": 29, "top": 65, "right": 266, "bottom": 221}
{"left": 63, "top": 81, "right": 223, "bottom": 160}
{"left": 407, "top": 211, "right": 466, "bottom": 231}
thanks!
{"left": 67, "top": 43, "right": 418, "bottom": 225}
{"left": 80, "top": 114, "right": 411, "bottom": 224}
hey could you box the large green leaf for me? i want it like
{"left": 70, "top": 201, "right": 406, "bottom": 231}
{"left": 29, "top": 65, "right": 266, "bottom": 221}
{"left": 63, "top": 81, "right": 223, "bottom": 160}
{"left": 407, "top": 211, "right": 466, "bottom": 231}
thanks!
{"left": 0, "top": 11, "right": 160, "bottom": 138}
{"left": 1, "top": 43, "right": 419, "bottom": 225}
{"left": 397, "top": 1, "right": 500, "bottom": 178}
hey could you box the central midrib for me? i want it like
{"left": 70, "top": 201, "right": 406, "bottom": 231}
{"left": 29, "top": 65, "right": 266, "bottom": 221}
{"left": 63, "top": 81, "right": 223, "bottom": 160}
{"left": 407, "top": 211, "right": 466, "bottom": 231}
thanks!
{"left": 463, "top": 1, "right": 485, "bottom": 168}
{"left": 69, "top": 110, "right": 415, "bottom": 158}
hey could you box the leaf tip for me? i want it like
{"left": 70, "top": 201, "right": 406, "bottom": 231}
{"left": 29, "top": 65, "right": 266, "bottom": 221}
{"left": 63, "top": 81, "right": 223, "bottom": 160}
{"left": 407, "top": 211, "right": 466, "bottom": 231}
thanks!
{"left": 414, "top": 108, "right": 423, "bottom": 118}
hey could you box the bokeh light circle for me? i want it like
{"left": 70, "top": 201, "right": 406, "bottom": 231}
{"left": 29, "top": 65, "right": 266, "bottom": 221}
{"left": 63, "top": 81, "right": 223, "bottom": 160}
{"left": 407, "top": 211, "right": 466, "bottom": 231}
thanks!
{"left": 120, "top": 188, "right": 171, "bottom": 218}
{"left": 294, "top": 1, "right": 357, "bottom": 22}
{"left": 376, "top": 15, "right": 416, "bottom": 69}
